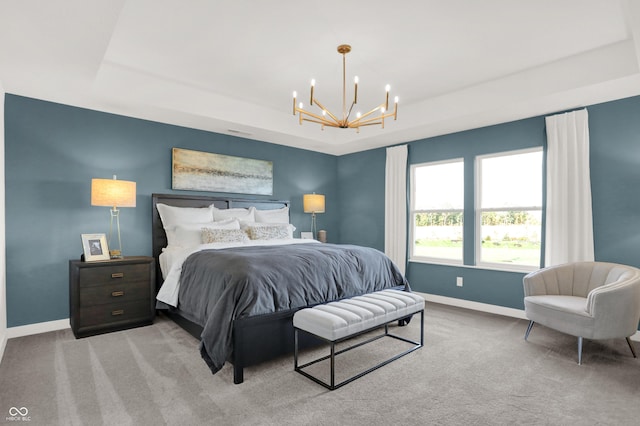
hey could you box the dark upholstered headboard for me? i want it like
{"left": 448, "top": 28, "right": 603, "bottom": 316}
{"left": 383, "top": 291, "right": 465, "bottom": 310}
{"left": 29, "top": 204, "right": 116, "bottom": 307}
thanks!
{"left": 151, "top": 193, "right": 289, "bottom": 291}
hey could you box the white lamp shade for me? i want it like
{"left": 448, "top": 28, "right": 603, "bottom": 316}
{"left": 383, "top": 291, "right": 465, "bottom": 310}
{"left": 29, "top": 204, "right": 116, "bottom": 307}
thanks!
{"left": 91, "top": 178, "right": 136, "bottom": 208}
{"left": 303, "top": 193, "right": 325, "bottom": 213}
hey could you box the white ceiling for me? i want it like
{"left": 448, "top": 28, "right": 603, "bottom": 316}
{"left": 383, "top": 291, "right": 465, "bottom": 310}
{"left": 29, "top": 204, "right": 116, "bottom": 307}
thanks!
{"left": 2, "top": 0, "right": 640, "bottom": 155}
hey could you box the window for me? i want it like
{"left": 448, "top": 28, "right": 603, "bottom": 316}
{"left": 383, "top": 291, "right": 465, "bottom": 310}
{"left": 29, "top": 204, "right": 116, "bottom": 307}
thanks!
{"left": 476, "top": 148, "right": 543, "bottom": 271}
{"left": 410, "top": 159, "right": 464, "bottom": 264}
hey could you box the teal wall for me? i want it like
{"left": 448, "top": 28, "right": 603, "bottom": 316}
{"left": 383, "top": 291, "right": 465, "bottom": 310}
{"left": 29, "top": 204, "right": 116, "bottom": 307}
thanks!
{"left": 338, "top": 97, "right": 640, "bottom": 310}
{"left": 4, "top": 95, "right": 338, "bottom": 327}
{"left": 589, "top": 97, "right": 640, "bottom": 265}
{"left": 337, "top": 148, "right": 386, "bottom": 249}
{"left": 5, "top": 93, "right": 640, "bottom": 326}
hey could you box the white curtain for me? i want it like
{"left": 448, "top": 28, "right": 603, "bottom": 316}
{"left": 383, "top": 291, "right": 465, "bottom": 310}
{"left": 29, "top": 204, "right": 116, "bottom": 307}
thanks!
{"left": 544, "top": 109, "right": 594, "bottom": 266}
{"left": 385, "top": 145, "right": 408, "bottom": 274}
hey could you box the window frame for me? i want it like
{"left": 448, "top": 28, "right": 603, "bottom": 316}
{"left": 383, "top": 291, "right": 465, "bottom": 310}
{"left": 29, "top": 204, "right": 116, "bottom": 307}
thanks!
{"left": 409, "top": 158, "right": 465, "bottom": 266}
{"left": 474, "top": 147, "right": 543, "bottom": 273}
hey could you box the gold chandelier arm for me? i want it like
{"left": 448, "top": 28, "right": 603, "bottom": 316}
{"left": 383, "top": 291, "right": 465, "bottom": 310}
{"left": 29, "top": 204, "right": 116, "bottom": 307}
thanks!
{"left": 350, "top": 120, "right": 383, "bottom": 128}
{"left": 310, "top": 98, "right": 341, "bottom": 125}
{"left": 303, "top": 117, "right": 341, "bottom": 127}
{"left": 296, "top": 108, "right": 337, "bottom": 126}
{"left": 350, "top": 108, "right": 397, "bottom": 127}
{"left": 351, "top": 99, "right": 398, "bottom": 126}
{"left": 353, "top": 117, "right": 385, "bottom": 127}
{"left": 345, "top": 101, "right": 356, "bottom": 122}
{"left": 350, "top": 103, "right": 385, "bottom": 125}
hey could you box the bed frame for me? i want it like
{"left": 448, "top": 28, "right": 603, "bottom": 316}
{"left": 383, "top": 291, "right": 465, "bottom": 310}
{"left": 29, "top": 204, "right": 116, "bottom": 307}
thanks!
{"left": 151, "top": 193, "right": 322, "bottom": 384}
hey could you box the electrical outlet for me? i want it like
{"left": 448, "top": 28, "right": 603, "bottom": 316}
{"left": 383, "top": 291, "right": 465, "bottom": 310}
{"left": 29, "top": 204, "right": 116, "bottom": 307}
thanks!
{"left": 456, "top": 277, "right": 463, "bottom": 287}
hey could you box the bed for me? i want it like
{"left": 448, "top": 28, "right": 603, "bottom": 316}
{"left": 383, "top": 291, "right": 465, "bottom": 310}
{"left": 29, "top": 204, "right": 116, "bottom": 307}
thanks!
{"left": 152, "top": 193, "right": 409, "bottom": 384}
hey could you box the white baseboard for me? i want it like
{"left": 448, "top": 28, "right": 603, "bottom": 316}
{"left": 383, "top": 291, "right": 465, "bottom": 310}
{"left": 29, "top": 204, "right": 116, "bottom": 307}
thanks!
{"left": 417, "top": 292, "right": 640, "bottom": 342}
{"left": 417, "top": 292, "right": 528, "bottom": 320}
{"left": 6, "top": 318, "right": 70, "bottom": 339}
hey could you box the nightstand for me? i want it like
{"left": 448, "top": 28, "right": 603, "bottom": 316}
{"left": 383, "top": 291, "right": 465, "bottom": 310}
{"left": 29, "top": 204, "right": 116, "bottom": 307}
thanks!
{"left": 69, "top": 256, "right": 156, "bottom": 338}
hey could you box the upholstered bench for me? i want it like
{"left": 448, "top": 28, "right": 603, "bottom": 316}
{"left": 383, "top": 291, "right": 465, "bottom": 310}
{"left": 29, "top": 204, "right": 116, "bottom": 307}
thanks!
{"left": 293, "top": 289, "right": 425, "bottom": 390}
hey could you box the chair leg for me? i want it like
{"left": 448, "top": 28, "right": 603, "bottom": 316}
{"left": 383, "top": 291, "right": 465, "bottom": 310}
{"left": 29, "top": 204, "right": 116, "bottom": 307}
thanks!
{"left": 626, "top": 337, "right": 637, "bottom": 358}
{"left": 577, "top": 336, "right": 583, "bottom": 365}
{"left": 524, "top": 320, "right": 535, "bottom": 340}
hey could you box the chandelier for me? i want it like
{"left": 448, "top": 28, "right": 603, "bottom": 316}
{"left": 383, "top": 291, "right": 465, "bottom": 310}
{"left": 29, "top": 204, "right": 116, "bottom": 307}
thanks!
{"left": 292, "top": 44, "right": 398, "bottom": 131}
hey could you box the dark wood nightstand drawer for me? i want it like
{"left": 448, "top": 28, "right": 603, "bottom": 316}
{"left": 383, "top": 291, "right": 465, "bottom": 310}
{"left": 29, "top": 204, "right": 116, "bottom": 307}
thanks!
{"left": 78, "top": 263, "right": 149, "bottom": 287}
{"left": 69, "top": 256, "right": 155, "bottom": 338}
{"left": 80, "top": 281, "right": 150, "bottom": 306}
{"left": 78, "top": 300, "right": 152, "bottom": 328}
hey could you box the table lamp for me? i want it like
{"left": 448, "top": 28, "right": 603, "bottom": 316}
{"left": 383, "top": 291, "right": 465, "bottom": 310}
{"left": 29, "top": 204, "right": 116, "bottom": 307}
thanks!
{"left": 303, "top": 193, "right": 325, "bottom": 239}
{"left": 91, "top": 175, "right": 136, "bottom": 259}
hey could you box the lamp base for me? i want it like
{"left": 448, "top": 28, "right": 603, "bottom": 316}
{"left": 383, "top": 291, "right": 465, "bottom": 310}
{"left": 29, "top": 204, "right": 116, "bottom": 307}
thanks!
{"left": 108, "top": 208, "right": 124, "bottom": 259}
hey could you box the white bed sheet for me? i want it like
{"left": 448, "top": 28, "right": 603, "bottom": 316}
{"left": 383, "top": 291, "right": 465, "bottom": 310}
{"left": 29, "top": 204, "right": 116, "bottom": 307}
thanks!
{"left": 156, "top": 238, "right": 320, "bottom": 307}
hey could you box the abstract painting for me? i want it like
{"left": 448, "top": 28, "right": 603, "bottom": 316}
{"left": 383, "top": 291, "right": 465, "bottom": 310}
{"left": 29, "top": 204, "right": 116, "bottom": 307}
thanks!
{"left": 172, "top": 148, "right": 273, "bottom": 195}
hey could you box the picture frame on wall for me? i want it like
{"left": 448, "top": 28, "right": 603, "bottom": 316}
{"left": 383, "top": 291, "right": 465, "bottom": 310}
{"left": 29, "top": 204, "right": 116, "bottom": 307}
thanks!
{"left": 172, "top": 147, "right": 274, "bottom": 195}
{"left": 81, "top": 233, "right": 110, "bottom": 262}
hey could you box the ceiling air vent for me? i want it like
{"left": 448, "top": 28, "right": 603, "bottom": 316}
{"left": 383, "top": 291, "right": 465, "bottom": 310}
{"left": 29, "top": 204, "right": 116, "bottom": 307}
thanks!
{"left": 227, "top": 129, "right": 252, "bottom": 137}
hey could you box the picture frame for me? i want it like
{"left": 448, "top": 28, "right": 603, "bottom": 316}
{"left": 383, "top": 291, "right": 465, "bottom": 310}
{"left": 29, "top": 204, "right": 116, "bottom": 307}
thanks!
{"left": 81, "top": 233, "right": 110, "bottom": 262}
{"left": 300, "top": 232, "right": 314, "bottom": 240}
{"left": 172, "top": 147, "right": 273, "bottom": 195}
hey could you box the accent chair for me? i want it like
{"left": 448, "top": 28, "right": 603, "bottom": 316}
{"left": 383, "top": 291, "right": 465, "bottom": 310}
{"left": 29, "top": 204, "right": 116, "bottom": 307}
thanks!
{"left": 523, "top": 261, "right": 640, "bottom": 364}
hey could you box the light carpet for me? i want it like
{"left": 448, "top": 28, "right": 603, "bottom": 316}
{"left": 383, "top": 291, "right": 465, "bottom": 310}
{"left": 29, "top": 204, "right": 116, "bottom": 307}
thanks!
{"left": 1, "top": 302, "right": 640, "bottom": 425}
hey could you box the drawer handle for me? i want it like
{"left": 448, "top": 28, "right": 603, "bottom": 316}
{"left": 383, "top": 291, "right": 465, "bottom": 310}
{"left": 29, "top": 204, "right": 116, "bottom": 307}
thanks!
{"left": 111, "top": 272, "right": 124, "bottom": 279}
{"left": 111, "top": 291, "right": 124, "bottom": 297}
{"left": 111, "top": 310, "right": 124, "bottom": 316}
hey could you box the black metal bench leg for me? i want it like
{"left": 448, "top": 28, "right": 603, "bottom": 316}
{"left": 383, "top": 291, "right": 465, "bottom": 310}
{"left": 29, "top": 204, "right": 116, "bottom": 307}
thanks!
{"left": 330, "top": 342, "right": 335, "bottom": 390}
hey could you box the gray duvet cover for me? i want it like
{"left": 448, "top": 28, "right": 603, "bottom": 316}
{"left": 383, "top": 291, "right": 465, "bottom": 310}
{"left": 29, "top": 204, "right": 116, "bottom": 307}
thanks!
{"left": 175, "top": 243, "right": 409, "bottom": 374}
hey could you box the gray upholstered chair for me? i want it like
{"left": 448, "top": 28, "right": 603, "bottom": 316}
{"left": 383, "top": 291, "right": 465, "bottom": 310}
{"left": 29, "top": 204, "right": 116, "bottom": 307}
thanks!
{"left": 523, "top": 261, "right": 640, "bottom": 364}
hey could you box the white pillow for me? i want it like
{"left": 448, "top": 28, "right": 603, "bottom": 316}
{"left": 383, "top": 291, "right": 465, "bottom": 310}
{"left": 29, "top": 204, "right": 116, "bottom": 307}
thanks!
{"left": 157, "top": 203, "right": 215, "bottom": 229}
{"left": 172, "top": 219, "right": 240, "bottom": 247}
{"left": 243, "top": 222, "right": 295, "bottom": 240}
{"left": 157, "top": 203, "right": 216, "bottom": 247}
{"left": 213, "top": 206, "right": 256, "bottom": 222}
{"left": 201, "top": 228, "right": 250, "bottom": 244}
{"left": 254, "top": 206, "right": 290, "bottom": 224}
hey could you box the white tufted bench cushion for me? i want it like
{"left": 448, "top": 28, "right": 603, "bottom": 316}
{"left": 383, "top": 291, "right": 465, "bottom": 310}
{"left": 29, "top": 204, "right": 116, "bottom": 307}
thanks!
{"left": 293, "top": 289, "right": 425, "bottom": 341}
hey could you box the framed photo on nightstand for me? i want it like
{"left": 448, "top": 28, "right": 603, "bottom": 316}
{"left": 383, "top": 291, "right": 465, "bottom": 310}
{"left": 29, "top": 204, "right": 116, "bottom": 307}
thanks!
{"left": 81, "top": 233, "right": 110, "bottom": 262}
{"left": 300, "top": 232, "right": 314, "bottom": 240}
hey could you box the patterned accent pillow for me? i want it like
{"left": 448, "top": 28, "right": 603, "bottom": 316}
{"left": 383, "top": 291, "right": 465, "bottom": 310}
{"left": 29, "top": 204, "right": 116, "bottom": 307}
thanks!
{"left": 246, "top": 223, "right": 292, "bottom": 240}
{"left": 201, "top": 228, "right": 250, "bottom": 244}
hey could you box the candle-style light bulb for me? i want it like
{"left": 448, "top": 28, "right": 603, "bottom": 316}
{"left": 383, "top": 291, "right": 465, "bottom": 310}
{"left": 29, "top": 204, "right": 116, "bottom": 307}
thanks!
{"left": 309, "top": 78, "right": 316, "bottom": 105}
{"left": 293, "top": 91, "right": 297, "bottom": 115}
{"left": 394, "top": 96, "right": 399, "bottom": 120}
{"left": 310, "top": 79, "right": 315, "bottom": 106}
{"left": 354, "top": 76, "right": 359, "bottom": 104}
{"left": 385, "top": 84, "right": 390, "bottom": 110}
